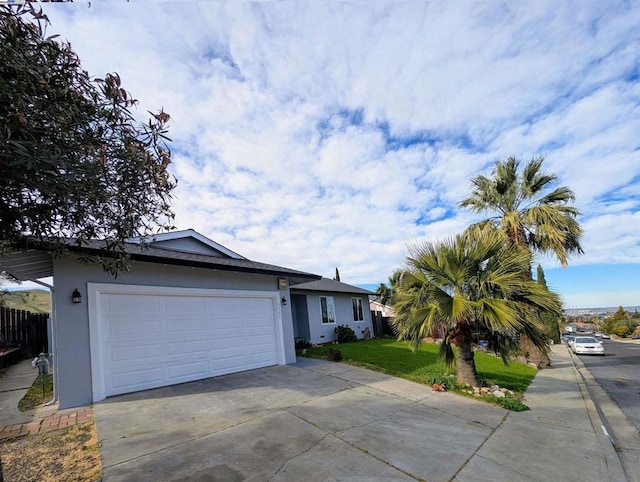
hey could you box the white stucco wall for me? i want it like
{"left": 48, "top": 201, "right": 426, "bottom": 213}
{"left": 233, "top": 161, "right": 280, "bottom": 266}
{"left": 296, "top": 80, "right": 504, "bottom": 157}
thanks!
{"left": 52, "top": 257, "right": 295, "bottom": 408}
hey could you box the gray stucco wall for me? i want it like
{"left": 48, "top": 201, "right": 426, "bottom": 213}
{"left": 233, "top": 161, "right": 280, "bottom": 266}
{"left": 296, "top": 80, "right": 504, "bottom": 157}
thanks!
{"left": 52, "top": 257, "right": 295, "bottom": 409}
{"left": 292, "top": 291, "right": 373, "bottom": 344}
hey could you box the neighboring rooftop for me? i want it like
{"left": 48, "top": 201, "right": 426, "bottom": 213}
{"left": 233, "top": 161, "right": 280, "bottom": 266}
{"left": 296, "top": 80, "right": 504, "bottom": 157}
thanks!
{"left": 291, "top": 278, "right": 374, "bottom": 295}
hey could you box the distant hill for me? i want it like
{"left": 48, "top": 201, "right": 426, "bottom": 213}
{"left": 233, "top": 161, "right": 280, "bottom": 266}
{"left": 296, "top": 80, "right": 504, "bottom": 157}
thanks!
{"left": 0, "top": 289, "right": 51, "bottom": 313}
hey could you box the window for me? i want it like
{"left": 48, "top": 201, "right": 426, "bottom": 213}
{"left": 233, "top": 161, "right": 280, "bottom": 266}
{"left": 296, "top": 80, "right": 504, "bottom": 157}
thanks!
{"left": 352, "top": 297, "right": 364, "bottom": 322}
{"left": 320, "top": 296, "right": 336, "bottom": 324}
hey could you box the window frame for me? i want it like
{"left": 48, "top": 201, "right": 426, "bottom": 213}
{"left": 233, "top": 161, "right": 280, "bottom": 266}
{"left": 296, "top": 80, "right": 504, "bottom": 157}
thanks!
{"left": 352, "top": 297, "right": 364, "bottom": 322}
{"left": 320, "top": 296, "right": 336, "bottom": 324}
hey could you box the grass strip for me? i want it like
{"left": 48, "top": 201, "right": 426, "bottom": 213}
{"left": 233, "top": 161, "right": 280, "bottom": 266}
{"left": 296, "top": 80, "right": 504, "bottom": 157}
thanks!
{"left": 299, "top": 337, "right": 537, "bottom": 393}
{"left": 18, "top": 373, "right": 53, "bottom": 412}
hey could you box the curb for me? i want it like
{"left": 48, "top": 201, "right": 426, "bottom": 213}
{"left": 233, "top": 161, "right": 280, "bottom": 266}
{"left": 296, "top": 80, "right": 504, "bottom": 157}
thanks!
{"left": 567, "top": 347, "right": 639, "bottom": 482}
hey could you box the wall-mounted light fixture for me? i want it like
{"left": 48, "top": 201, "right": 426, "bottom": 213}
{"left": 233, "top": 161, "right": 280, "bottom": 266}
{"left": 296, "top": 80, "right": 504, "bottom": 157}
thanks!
{"left": 72, "top": 289, "right": 82, "bottom": 304}
{"left": 281, "top": 297, "right": 287, "bottom": 305}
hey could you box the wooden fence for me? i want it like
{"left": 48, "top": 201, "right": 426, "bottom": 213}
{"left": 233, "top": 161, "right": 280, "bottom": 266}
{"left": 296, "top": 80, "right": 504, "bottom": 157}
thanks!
{"left": 371, "top": 311, "right": 393, "bottom": 337}
{"left": 0, "top": 307, "right": 49, "bottom": 357}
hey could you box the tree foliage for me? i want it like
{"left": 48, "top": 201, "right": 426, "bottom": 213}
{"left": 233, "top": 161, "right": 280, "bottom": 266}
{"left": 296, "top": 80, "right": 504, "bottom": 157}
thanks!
{"left": 460, "top": 156, "right": 583, "bottom": 366}
{"left": 391, "top": 230, "right": 560, "bottom": 386}
{"left": 459, "top": 156, "right": 583, "bottom": 268}
{"left": 536, "top": 264, "right": 560, "bottom": 342}
{"left": 0, "top": 6, "right": 176, "bottom": 274}
{"left": 603, "top": 306, "right": 637, "bottom": 336}
{"left": 376, "top": 269, "right": 403, "bottom": 306}
{"left": 375, "top": 282, "right": 392, "bottom": 306}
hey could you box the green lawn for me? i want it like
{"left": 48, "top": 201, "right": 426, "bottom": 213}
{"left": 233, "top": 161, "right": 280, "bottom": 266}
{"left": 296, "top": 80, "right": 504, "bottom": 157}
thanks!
{"left": 299, "top": 337, "right": 537, "bottom": 393}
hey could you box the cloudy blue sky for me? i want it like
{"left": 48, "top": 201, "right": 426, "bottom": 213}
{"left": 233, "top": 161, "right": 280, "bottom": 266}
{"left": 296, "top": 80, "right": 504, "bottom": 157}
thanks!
{"left": 21, "top": 1, "right": 640, "bottom": 308}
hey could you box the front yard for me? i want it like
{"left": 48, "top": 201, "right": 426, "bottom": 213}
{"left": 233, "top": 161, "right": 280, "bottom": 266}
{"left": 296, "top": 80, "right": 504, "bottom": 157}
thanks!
{"left": 299, "top": 337, "right": 537, "bottom": 393}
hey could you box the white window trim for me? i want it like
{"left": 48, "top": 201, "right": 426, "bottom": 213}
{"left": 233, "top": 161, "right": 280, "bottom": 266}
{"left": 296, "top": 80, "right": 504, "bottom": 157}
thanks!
{"left": 352, "top": 297, "right": 364, "bottom": 322}
{"left": 320, "top": 295, "right": 336, "bottom": 324}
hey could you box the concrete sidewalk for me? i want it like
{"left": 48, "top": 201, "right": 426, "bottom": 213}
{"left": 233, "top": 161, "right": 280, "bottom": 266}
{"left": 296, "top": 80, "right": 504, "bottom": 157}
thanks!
{"left": 455, "top": 345, "right": 627, "bottom": 481}
{"left": 0, "top": 359, "right": 40, "bottom": 427}
{"left": 0, "top": 359, "right": 60, "bottom": 433}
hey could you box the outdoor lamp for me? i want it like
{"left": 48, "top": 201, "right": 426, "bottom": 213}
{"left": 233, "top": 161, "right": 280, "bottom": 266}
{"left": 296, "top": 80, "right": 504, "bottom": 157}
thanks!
{"left": 281, "top": 297, "right": 287, "bottom": 305}
{"left": 72, "top": 289, "right": 82, "bottom": 304}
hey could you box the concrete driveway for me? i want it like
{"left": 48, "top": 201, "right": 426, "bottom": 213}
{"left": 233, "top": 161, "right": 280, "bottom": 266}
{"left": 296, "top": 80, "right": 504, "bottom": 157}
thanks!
{"left": 94, "top": 358, "right": 506, "bottom": 481}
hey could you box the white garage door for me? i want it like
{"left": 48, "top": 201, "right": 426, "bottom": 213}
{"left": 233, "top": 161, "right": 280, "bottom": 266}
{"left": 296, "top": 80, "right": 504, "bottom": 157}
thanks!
{"left": 88, "top": 284, "right": 282, "bottom": 400}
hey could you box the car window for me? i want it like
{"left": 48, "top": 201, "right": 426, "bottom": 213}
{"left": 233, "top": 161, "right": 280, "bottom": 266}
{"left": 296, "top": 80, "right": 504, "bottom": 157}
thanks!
{"left": 576, "top": 337, "right": 597, "bottom": 343}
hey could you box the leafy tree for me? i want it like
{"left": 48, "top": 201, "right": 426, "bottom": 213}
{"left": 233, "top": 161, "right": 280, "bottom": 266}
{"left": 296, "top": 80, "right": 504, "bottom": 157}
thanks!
{"left": 536, "top": 264, "right": 560, "bottom": 342}
{"left": 610, "top": 306, "right": 629, "bottom": 322}
{"left": 536, "top": 264, "right": 547, "bottom": 288}
{"left": 603, "top": 306, "right": 635, "bottom": 336}
{"left": 459, "top": 156, "right": 583, "bottom": 366}
{"left": 0, "top": 6, "right": 176, "bottom": 275}
{"left": 391, "top": 230, "right": 560, "bottom": 387}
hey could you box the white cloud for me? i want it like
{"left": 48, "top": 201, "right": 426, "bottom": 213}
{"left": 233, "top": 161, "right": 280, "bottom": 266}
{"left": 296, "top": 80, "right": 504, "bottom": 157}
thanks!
{"left": 31, "top": 1, "right": 640, "bottom": 307}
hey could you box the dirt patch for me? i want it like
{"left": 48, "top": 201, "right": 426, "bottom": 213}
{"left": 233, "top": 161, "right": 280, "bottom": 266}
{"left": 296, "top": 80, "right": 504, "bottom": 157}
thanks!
{"left": 0, "top": 421, "right": 102, "bottom": 481}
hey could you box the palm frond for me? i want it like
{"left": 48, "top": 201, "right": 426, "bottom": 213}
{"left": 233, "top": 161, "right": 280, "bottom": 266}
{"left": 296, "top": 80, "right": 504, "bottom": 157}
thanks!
{"left": 439, "top": 338, "right": 456, "bottom": 368}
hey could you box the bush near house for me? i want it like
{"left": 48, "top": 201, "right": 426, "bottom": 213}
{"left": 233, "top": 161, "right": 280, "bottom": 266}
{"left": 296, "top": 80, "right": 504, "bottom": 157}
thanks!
{"left": 335, "top": 325, "right": 358, "bottom": 343}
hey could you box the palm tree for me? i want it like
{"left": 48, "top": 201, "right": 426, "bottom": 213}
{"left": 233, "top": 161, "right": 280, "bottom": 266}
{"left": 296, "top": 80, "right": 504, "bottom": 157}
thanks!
{"left": 376, "top": 270, "right": 404, "bottom": 306}
{"left": 375, "top": 283, "right": 392, "bottom": 306}
{"left": 460, "top": 155, "right": 583, "bottom": 266}
{"left": 391, "top": 230, "right": 560, "bottom": 386}
{"left": 459, "top": 156, "right": 583, "bottom": 366}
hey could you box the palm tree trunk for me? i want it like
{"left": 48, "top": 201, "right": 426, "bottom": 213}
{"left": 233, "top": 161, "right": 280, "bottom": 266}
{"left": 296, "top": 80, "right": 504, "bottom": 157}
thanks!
{"left": 453, "top": 324, "right": 480, "bottom": 387}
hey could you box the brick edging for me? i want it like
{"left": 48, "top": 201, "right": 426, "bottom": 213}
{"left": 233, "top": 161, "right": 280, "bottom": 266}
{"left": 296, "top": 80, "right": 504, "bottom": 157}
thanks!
{"left": 0, "top": 407, "right": 94, "bottom": 441}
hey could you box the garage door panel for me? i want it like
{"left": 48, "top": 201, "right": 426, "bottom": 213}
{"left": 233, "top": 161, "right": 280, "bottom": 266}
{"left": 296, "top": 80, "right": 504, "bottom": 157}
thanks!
{"left": 166, "top": 317, "right": 208, "bottom": 333}
{"left": 95, "top": 289, "right": 281, "bottom": 398}
{"left": 167, "top": 361, "right": 209, "bottom": 381}
{"left": 247, "top": 355, "right": 276, "bottom": 369}
{"left": 212, "top": 356, "right": 248, "bottom": 373}
{"left": 109, "top": 367, "right": 165, "bottom": 395}
{"left": 211, "top": 315, "right": 242, "bottom": 328}
{"left": 167, "top": 339, "right": 208, "bottom": 356}
{"left": 106, "top": 319, "right": 162, "bottom": 340}
{"left": 211, "top": 298, "right": 244, "bottom": 312}
{"left": 107, "top": 343, "right": 164, "bottom": 363}
{"left": 212, "top": 345, "right": 245, "bottom": 359}
{"left": 248, "top": 325, "right": 276, "bottom": 337}
{"left": 244, "top": 299, "right": 273, "bottom": 314}
{"left": 102, "top": 294, "right": 160, "bottom": 315}
{"left": 164, "top": 296, "right": 207, "bottom": 314}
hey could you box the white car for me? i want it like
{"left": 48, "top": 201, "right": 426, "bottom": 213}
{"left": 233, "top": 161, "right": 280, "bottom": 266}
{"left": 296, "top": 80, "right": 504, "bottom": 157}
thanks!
{"left": 572, "top": 337, "right": 605, "bottom": 356}
{"left": 601, "top": 333, "right": 611, "bottom": 339}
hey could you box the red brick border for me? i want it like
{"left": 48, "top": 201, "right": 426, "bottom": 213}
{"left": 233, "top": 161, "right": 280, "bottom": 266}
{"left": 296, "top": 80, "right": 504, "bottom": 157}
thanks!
{"left": 0, "top": 407, "right": 94, "bottom": 441}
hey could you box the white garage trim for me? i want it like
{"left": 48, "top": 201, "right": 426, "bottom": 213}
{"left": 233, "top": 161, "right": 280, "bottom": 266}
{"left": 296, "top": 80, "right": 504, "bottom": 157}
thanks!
{"left": 88, "top": 283, "right": 284, "bottom": 402}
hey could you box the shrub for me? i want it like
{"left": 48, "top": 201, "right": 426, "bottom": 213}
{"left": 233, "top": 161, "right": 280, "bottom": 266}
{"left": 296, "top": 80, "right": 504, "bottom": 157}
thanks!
{"left": 489, "top": 395, "right": 530, "bottom": 412}
{"left": 295, "top": 339, "right": 312, "bottom": 350}
{"left": 335, "top": 324, "right": 358, "bottom": 343}
{"left": 428, "top": 374, "right": 458, "bottom": 391}
{"left": 326, "top": 347, "right": 343, "bottom": 362}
